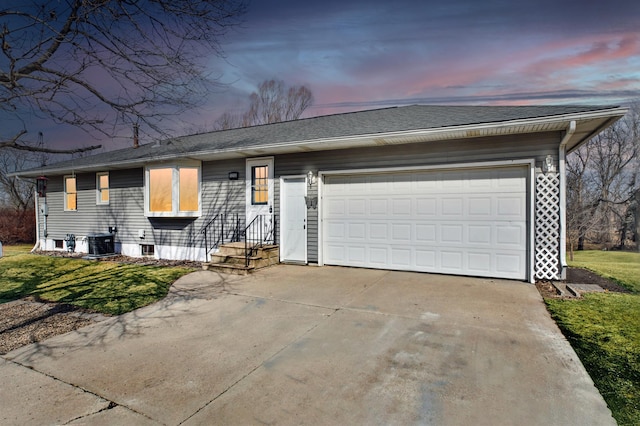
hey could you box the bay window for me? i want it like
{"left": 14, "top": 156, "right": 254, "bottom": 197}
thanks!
{"left": 145, "top": 163, "right": 201, "bottom": 217}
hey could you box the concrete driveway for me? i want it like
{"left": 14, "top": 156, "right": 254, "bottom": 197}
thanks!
{"left": 1, "top": 265, "right": 614, "bottom": 425}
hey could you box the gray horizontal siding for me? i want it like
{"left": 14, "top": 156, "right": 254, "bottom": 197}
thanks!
{"left": 201, "top": 158, "right": 246, "bottom": 225}
{"left": 37, "top": 132, "right": 561, "bottom": 261}
{"left": 42, "top": 173, "right": 109, "bottom": 239}
{"left": 274, "top": 132, "right": 561, "bottom": 263}
{"left": 275, "top": 132, "right": 560, "bottom": 175}
{"left": 38, "top": 160, "right": 247, "bottom": 258}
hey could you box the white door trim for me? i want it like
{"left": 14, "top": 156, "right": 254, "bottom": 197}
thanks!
{"left": 317, "top": 159, "right": 535, "bottom": 282}
{"left": 280, "top": 175, "right": 308, "bottom": 263}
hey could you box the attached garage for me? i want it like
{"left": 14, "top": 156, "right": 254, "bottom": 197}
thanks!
{"left": 321, "top": 164, "right": 530, "bottom": 280}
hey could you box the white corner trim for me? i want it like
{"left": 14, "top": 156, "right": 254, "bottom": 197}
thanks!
{"left": 558, "top": 120, "right": 576, "bottom": 279}
{"left": 528, "top": 163, "right": 536, "bottom": 283}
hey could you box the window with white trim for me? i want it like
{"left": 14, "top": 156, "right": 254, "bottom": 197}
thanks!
{"left": 96, "top": 172, "right": 109, "bottom": 205}
{"left": 145, "top": 163, "right": 201, "bottom": 217}
{"left": 64, "top": 175, "right": 77, "bottom": 211}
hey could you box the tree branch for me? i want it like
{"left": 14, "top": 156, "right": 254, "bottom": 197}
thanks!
{"left": 8, "top": 143, "right": 102, "bottom": 154}
{"left": 0, "top": 129, "right": 100, "bottom": 154}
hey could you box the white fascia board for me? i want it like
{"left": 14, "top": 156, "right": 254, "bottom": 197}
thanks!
{"left": 13, "top": 107, "right": 627, "bottom": 177}
{"left": 179, "top": 107, "right": 631, "bottom": 159}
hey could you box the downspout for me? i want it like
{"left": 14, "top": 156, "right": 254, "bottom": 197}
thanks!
{"left": 16, "top": 175, "right": 41, "bottom": 253}
{"left": 32, "top": 193, "right": 40, "bottom": 252}
{"left": 558, "top": 120, "right": 576, "bottom": 280}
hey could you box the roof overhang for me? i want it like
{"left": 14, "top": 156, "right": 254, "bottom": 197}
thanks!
{"left": 13, "top": 106, "right": 627, "bottom": 178}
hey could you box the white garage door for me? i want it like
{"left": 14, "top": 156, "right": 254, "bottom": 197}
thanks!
{"left": 322, "top": 166, "right": 528, "bottom": 280}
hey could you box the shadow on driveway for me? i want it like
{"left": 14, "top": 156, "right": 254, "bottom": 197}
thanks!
{"left": 1, "top": 265, "right": 615, "bottom": 425}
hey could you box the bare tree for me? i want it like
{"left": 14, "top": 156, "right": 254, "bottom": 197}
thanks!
{"left": 0, "top": 145, "right": 41, "bottom": 243}
{"left": 0, "top": 148, "right": 35, "bottom": 212}
{"left": 214, "top": 111, "right": 246, "bottom": 131}
{"left": 213, "top": 79, "right": 313, "bottom": 130}
{"left": 0, "top": 0, "right": 246, "bottom": 154}
{"left": 566, "top": 103, "right": 640, "bottom": 250}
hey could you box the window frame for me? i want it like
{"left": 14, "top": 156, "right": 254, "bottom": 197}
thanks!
{"left": 96, "top": 172, "right": 110, "bottom": 205}
{"left": 251, "top": 165, "right": 269, "bottom": 205}
{"left": 140, "top": 244, "right": 155, "bottom": 257}
{"left": 144, "top": 162, "right": 201, "bottom": 218}
{"left": 64, "top": 175, "right": 77, "bottom": 211}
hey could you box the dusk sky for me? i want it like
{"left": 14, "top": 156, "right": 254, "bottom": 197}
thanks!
{"left": 5, "top": 0, "right": 640, "bottom": 150}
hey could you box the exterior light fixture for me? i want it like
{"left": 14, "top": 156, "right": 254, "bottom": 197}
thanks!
{"left": 36, "top": 176, "right": 48, "bottom": 197}
{"left": 543, "top": 155, "right": 556, "bottom": 173}
{"left": 307, "top": 170, "right": 316, "bottom": 187}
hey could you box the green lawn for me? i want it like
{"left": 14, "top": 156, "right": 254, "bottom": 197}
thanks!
{"left": 569, "top": 250, "right": 640, "bottom": 293}
{"left": 547, "top": 250, "right": 640, "bottom": 426}
{"left": 1, "top": 243, "right": 33, "bottom": 257}
{"left": 0, "top": 248, "right": 193, "bottom": 315}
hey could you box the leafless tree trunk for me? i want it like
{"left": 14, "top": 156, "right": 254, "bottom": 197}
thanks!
{"left": 214, "top": 79, "right": 313, "bottom": 130}
{"left": 566, "top": 103, "right": 639, "bottom": 250}
{"left": 0, "top": 147, "right": 39, "bottom": 212}
{"left": 0, "top": 145, "right": 40, "bottom": 243}
{"left": 0, "top": 0, "right": 246, "bottom": 154}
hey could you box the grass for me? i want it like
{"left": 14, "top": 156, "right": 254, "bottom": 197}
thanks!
{"left": 1, "top": 243, "right": 33, "bottom": 257}
{"left": 0, "top": 247, "right": 193, "bottom": 315}
{"left": 546, "top": 250, "right": 640, "bottom": 425}
{"left": 569, "top": 250, "right": 640, "bottom": 293}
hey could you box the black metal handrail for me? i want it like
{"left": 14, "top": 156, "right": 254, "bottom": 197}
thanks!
{"left": 201, "top": 213, "right": 241, "bottom": 262}
{"left": 244, "top": 214, "right": 277, "bottom": 267}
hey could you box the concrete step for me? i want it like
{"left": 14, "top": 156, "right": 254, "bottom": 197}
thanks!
{"left": 210, "top": 254, "right": 264, "bottom": 268}
{"left": 204, "top": 243, "right": 280, "bottom": 274}
{"left": 216, "top": 243, "right": 279, "bottom": 259}
{"left": 201, "top": 262, "right": 254, "bottom": 276}
{"left": 218, "top": 242, "right": 279, "bottom": 257}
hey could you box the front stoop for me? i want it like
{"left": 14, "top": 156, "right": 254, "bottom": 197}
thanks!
{"left": 202, "top": 243, "right": 279, "bottom": 275}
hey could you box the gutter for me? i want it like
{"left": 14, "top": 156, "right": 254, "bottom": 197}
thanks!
{"left": 558, "top": 120, "right": 576, "bottom": 280}
{"left": 566, "top": 115, "right": 622, "bottom": 154}
{"left": 10, "top": 107, "right": 628, "bottom": 178}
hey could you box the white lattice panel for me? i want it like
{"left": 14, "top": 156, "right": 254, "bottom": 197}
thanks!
{"left": 535, "top": 172, "right": 560, "bottom": 280}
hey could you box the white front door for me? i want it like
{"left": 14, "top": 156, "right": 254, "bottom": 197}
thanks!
{"left": 246, "top": 157, "right": 274, "bottom": 243}
{"left": 280, "top": 176, "right": 307, "bottom": 263}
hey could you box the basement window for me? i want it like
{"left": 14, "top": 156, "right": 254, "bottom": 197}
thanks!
{"left": 54, "top": 239, "right": 64, "bottom": 249}
{"left": 140, "top": 244, "right": 155, "bottom": 256}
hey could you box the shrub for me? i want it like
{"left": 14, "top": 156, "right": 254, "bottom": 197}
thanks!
{"left": 0, "top": 208, "right": 35, "bottom": 244}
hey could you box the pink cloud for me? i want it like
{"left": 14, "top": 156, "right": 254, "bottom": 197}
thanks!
{"left": 393, "top": 31, "right": 640, "bottom": 105}
{"left": 524, "top": 33, "right": 640, "bottom": 77}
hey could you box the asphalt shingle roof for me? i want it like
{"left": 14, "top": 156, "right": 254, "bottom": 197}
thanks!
{"left": 21, "top": 104, "right": 619, "bottom": 174}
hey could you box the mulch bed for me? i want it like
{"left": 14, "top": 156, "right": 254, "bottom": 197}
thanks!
{"left": 38, "top": 250, "right": 201, "bottom": 269}
{"left": 0, "top": 299, "right": 96, "bottom": 355}
{"left": 535, "top": 267, "right": 630, "bottom": 299}
{"left": 1, "top": 252, "right": 199, "bottom": 355}
{"left": 565, "top": 268, "right": 630, "bottom": 293}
